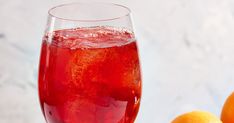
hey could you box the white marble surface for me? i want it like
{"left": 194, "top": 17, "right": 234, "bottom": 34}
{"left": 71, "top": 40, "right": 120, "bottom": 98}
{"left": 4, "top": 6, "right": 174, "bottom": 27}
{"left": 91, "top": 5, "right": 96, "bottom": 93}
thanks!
{"left": 1, "top": 0, "right": 234, "bottom": 122}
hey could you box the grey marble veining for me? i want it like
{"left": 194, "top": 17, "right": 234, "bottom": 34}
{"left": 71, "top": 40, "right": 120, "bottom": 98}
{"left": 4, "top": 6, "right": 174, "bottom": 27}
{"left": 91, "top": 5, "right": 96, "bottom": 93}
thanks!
{"left": 1, "top": 0, "right": 234, "bottom": 122}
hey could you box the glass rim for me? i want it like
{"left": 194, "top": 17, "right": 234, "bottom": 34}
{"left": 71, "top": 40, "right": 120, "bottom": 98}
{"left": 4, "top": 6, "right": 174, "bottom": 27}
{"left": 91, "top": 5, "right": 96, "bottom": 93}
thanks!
{"left": 48, "top": 2, "right": 131, "bottom": 22}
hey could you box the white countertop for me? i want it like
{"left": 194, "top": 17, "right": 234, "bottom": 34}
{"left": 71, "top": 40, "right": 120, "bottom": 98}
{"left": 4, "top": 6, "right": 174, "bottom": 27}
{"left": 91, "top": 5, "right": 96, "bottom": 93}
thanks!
{"left": 1, "top": 0, "right": 234, "bottom": 122}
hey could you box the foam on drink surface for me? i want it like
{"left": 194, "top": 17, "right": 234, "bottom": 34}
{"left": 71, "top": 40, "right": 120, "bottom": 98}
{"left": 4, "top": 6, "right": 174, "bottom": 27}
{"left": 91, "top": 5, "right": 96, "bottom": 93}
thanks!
{"left": 44, "top": 26, "right": 135, "bottom": 49}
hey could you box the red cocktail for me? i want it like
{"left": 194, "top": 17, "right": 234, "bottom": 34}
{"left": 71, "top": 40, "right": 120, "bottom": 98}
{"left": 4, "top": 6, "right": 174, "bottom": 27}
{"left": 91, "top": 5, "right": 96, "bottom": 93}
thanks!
{"left": 39, "top": 3, "right": 142, "bottom": 123}
{"left": 39, "top": 26, "right": 141, "bottom": 123}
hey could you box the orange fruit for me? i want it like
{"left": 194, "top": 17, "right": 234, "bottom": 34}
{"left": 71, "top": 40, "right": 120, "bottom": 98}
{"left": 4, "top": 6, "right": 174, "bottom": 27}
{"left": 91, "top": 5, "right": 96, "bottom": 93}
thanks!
{"left": 172, "top": 111, "right": 222, "bottom": 123}
{"left": 221, "top": 92, "right": 234, "bottom": 123}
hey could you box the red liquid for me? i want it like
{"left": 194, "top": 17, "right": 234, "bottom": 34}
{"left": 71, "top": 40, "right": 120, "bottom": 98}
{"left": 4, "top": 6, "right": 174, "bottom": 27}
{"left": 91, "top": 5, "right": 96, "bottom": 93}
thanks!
{"left": 39, "top": 26, "right": 141, "bottom": 123}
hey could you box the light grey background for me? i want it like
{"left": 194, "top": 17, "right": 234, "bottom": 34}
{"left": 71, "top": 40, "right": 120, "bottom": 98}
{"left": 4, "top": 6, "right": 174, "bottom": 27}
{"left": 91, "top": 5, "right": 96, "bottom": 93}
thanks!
{"left": 1, "top": 0, "right": 234, "bottom": 122}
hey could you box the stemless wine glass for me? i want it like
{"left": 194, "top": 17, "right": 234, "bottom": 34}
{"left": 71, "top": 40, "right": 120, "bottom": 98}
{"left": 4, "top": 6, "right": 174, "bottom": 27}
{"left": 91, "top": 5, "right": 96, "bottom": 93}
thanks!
{"left": 38, "top": 3, "right": 142, "bottom": 123}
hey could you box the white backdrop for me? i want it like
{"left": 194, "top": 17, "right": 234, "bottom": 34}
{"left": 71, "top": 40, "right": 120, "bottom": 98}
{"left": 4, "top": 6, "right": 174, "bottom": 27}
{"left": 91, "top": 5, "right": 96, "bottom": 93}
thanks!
{"left": 1, "top": 0, "right": 234, "bottom": 122}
